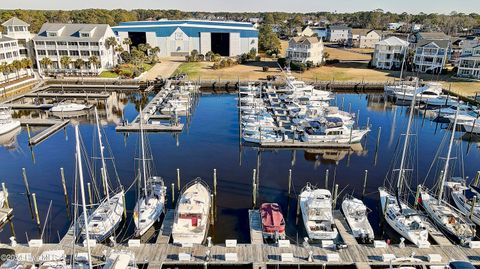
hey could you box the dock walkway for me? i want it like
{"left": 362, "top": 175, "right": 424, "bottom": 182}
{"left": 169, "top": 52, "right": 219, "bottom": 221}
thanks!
{"left": 249, "top": 209, "right": 263, "bottom": 244}
{"left": 20, "top": 119, "right": 70, "bottom": 145}
{"left": 156, "top": 209, "right": 174, "bottom": 244}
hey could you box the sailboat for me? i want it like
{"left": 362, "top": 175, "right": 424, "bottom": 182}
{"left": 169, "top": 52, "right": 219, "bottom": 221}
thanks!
{"left": 378, "top": 82, "right": 431, "bottom": 248}
{"left": 172, "top": 179, "right": 211, "bottom": 245}
{"left": 447, "top": 179, "right": 480, "bottom": 226}
{"left": 419, "top": 108, "right": 475, "bottom": 244}
{"left": 133, "top": 110, "right": 166, "bottom": 237}
{"left": 83, "top": 108, "right": 125, "bottom": 242}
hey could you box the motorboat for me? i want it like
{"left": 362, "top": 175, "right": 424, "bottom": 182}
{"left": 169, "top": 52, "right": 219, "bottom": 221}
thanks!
{"left": 172, "top": 179, "right": 211, "bottom": 245}
{"left": 447, "top": 179, "right": 480, "bottom": 226}
{"left": 0, "top": 106, "right": 20, "bottom": 135}
{"left": 434, "top": 104, "right": 479, "bottom": 120}
{"left": 243, "top": 130, "right": 283, "bottom": 144}
{"left": 301, "top": 118, "right": 369, "bottom": 144}
{"left": 341, "top": 196, "right": 374, "bottom": 243}
{"left": 378, "top": 188, "right": 430, "bottom": 248}
{"left": 299, "top": 183, "right": 338, "bottom": 240}
{"left": 260, "top": 203, "right": 286, "bottom": 240}
{"left": 50, "top": 102, "right": 87, "bottom": 112}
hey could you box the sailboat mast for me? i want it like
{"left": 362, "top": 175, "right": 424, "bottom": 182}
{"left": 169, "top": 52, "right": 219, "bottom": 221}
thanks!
{"left": 399, "top": 34, "right": 410, "bottom": 81}
{"left": 396, "top": 79, "right": 419, "bottom": 195}
{"left": 74, "top": 126, "right": 93, "bottom": 269}
{"left": 140, "top": 109, "right": 148, "bottom": 200}
{"left": 438, "top": 107, "right": 459, "bottom": 204}
{"left": 95, "top": 107, "right": 110, "bottom": 201}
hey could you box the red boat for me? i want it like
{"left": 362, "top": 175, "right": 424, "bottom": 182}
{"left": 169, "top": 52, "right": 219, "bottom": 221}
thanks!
{"left": 260, "top": 203, "right": 286, "bottom": 240}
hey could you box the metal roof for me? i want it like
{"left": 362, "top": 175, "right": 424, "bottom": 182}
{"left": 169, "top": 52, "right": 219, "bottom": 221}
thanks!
{"left": 376, "top": 36, "right": 409, "bottom": 46}
{"left": 2, "top": 17, "right": 29, "bottom": 27}
{"left": 33, "top": 23, "right": 112, "bottom": 42}
{"left": 112, "top": 20, "right": 258, "bottom": 38}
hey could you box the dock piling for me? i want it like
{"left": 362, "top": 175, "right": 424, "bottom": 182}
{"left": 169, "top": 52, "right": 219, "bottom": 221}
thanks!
{"left": 333, "top": 184, "right": 339, "bottom": 208}
{"left": 362, "top": 170, "right": 368, "bottom": 197}
{"left": 87, "top": 182, "right": 93, "bottom": 204}
{"left": 474, "top": 171, "right": 480, "bottom": 187}
{"left": 26, "top": 124, "right": 32, "bottom": 140}
{"left": 171, "top": 183, "right": 175, "bottom": 206}
{"left": 32, "top": 193, "right": 40, "bottom": 226}
{"left": 176, "top": 168, "right": 180, "bottom": 191}
{"left": 288, "top": 169, "right": 292, "bottom": 196}
{"left": 252, "top": 169, "right": 257, "bottom": 208}
{"left": 22, "top": 168, "right": 31, "bottom": 196}
{"left": 325, "top": 169, "right": 329, "bottom": 189}
{"left": 60, "top": 167, "right": 68, "bottom": 202}
{"left": 2, "top": 182, "right": 9, "bottom": 208}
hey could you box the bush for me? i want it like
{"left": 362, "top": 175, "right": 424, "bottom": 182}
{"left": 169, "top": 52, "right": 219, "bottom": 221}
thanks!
{"left": 197, "top": 54, "right": 205, "bottom": 61}
{"left": 119, "top": 69, "right": 133, "bottom": 78}
{"left": 325, "top": 59, "right": 340, "bottom": 65}
{"left": 290, "top": 62, "right": 306, "bottom": 72}
{"left": 277, "top": 57, "right": 287, "bottom": 68}
{"left": 306, "top": 61, "right": 314, "bottom": 69}
{"left": 262, "top": 66, "right": 269, "bottom": 72}
{"left": 255, "top": 56, "right": 261, "bottom": 61}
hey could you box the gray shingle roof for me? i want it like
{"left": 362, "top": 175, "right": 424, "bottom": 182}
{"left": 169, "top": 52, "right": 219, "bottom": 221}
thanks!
{"left": 416, "top": 32, "right": 450, "bottom": 41}
{"left": 417, "top": 39, "right": 450, "bottom": 49}
{"left": 0, "top": 35, "right": 16, "bottom": 43}
{"left": 2, "top": 17, "right": 29, "bottom": 27}
{"left": 329, "top": 25, "right": 351, "bottom": 31}
{"left": 33, "top": 23, "right": 111, "bottom": 42}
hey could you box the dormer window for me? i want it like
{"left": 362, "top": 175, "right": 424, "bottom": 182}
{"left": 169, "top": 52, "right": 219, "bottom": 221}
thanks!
{"left": 80, "top": 33, "right": 90, "bottom": 38}
{"left": 47, "top": 32, "right": 57, "bottom": 37}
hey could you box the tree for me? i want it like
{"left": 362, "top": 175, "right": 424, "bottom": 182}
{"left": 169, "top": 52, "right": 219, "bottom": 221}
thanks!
{"left": 123, "top": 37, "right": 132, "bottom": 51}
{"left": 21, "top": 58, "right": 33, "bottom": 71}
{"left": 11, "top": 60, "right": 22, "bottom": 79}
{"left": 60, "top": 56, "right": 71, "bottom": 69}
{"left": 39, "top": 57, "right": 52, "bottom": 72}
{"left": 258, "top": 23, "right": 281, "bottom": 56}
{"left": 105, "top": 36, "right": 118, "bottom": 68}
{"left": 74, "top": 58, "right": 84, "bottom": 70}
{"left": 89, "top": 55, "right": 100, "bottom": 72}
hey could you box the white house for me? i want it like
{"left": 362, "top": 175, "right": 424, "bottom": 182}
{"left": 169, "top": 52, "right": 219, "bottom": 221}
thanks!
{"left": 294, "top": 26, "right": 315, "bottom": 37}
{"left": 2, "top": 17, "right": 34, "bottom": 61}
{"left": 351, "top": 29, "right": 381, "bottom": 49}
{"left": 327, "top": 25, "right": 352, "bottom": 45}
{"left": 372, "top": 36, "right": 409, "bottom": 70}
{"left": 413, "top": 39, "right": 450, "bottom": 73}
{"left": 457, "top": 44, "right": 480, "bottom": 79}
{"left": 33, "top": 23, "right": 118, "bottom": 75}
{"left": 286, "top": 36, "right": 324, "bottom": 65}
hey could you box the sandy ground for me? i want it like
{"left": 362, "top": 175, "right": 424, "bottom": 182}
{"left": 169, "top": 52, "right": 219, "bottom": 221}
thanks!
{"left": 142, "top": 57, "right": 183, "bottom": 81}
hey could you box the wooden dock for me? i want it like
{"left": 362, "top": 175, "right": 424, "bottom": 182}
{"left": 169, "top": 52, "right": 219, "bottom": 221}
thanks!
{"left": 249, "top": 209, "right": 263, "bottom": 244}
{"left": 333, "top": 210, "right": 358, "bottom": 246}
{"left": 0, "top": 207, "right": 13, "bottom": 227}
{"left": 19, "top": 119, "right": 70, "bottom": 145}
{"left": 259, "top": 141, "right": 355, "bottom": 149}
{"left": 115, "top": 123, "right": 183, "bottom": 132}
{"left": 156, "top": 209, "right": 174, "bottom": 244}
{"left": 23, "top": 92, "right": 110, "bottom": 99}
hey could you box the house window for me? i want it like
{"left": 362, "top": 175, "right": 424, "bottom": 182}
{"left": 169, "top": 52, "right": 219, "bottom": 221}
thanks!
{"left": 69, "top": 50, "right": 79, "bottom": 56}
{"left": 35, "top": 41, "right": 45, "bottom": 45}
{"left": 47, "top": 32, "right": 57, "bottom": 37}
{"left": 48, "top": 50, "right": 57, "bottom": 56}
{"left": 68, "top": 42, "right": 78, "bottom": 46}
{"left": 5, "top": 52, "right": 12, "bottom": 58}
{"left": 79, "top": 42, "right": 89, "bottom": 46}
{"left": 57, "top": 41, "right": 67, "bottom": 46}
{"left": 13, "top": 51, "right": 18, "bottom": 57}
{"left": 4, "top": 43, "right": 10, "bottom": 48}
{"left": 175, "top": 32, "right": 183, "bottom": 40}
{"left": 80, "top": 33, "right": 90, "bottom": 38}
{"left": 46, "top": 41, "right": 56, "bottom": 46}
{"left": 0, "top": 54, "right": 4, "bottom": 60}
{"left": 59, "top": 50, "right": 68, "bottom": 56}
{"left": 37, "top": 50, "right": 46, "bottom": 55}
{"left": 81, "top": 51, "right": 90, "bottom": 56}
{"left": 91, "top": 51, "right": 100, "bottom": 56}
{"left": 91, "top": 42, "right": 99, "bottom": 46}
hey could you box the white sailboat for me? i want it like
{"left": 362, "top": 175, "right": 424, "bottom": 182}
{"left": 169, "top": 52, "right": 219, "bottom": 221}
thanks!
{"left": 378, "top": 82, "right": 431, "bottom": 248}
{"left": 133, "top": 110, "right": 166, "bottom": 237}
{"left": 419, "top": 108, "right": 475, "bottom": 244}
{"left": 172, "top": 179, "right": 211, "bottom": 245}
{"left": 83, "top": 108, "right": 125, "bottom": 242}
{"left": 341, "top": 196, "right": 374, "bottom": 243}
{"left": 299, "top": 183, "right": 338, "bottom": 240}
{"left": 447, "top": 180, "right": 480, "bottom": 226}
{"left": 0, "top": 106, "right": 20, "bottom": 135}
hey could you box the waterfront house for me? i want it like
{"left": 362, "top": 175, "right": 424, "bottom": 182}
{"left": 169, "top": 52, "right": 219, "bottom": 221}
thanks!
{"left": 457, "top": 44, "right": 480, "bottom": 79}
{"left": 414, "top": 32, "right": 450, "bottom": 43}
{"left": 294, "top": 26, "right": 315, "bottom": 37}
{"left": 413, "top": 39, "right": 450, "bottom": 73}
{"left": 312, "top": 27, "right": 328, "bottom": 41}
{"left": 286, "top": 36, "right": 324, "bottom": 65}
{"left": 327, "top": 25, "right": 352, "bottom": 45}
{"left": 2, "top": 17, "right": 34, "bottom": 60}
{"left": 33, "top": 23, "right": 118, "bottom": 75}
{"left": 372, "top": 36, "right": 409, "bottom": 70}
{"left": 351, "top": 29, "right": 381, "bottom": 49}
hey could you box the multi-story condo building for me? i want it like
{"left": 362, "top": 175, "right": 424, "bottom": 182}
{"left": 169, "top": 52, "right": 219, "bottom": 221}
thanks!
{"left": 2, "top": 17, "right": 34, "bottom": 60}
{"left": 33, "top": 23, "right": 117, "bottom": 74}
{"left": 372, "top": 36, "right": 409, "bottom": 70}
{"left": 413, "top": 39, "right": 450, "bottom": 73}
{"left": 286, "top": 36, "right": 324, "bottom": 65}
{"left": 457, "top": 44, "right": 480, "bottom": 79}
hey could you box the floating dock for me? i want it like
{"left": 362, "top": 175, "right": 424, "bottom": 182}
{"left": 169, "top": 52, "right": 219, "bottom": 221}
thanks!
{"left": 156, "top": 209, "right": 174, "bottom": 244}
{"left": 23, "top": 92, "right": 110, "bottom": 99}
{"left": 248, "top": 209, "right": 263, "bottom": 244}
{"left": 20, "top": 119, "right": 70, "bottom": 145}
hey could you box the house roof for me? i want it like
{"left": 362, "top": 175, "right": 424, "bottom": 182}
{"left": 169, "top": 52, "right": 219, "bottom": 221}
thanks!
{"left": 290, "top": 36, "right": 321, "bottom": 44}
{"left": 329, "top": 25, "right": 351, "bottom": 31}
{"left": 416, "top": 32, "right": 450, "bottom": 41}
{"left": 417, "top": 39, "right": 450, "bottom": 49}
{"left": 33, "top": 23, "right": 112, "bottom": 42}
{"left": 2, "top": 17, "right": 29, "bottom": 27}
{"left": 0, "top": 35, "right": 16, "bottom": 43}
{"left": 376, "top": 36, "right": 409, "bottom": 46}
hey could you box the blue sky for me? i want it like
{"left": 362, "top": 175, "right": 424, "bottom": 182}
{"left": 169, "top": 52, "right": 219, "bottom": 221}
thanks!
{"left": 2, "top": 0, "right": 479, "bottom": 14}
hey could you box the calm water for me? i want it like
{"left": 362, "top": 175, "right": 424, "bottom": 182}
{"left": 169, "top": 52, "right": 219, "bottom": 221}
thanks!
{"left": 1, "top": 92, "right": 480, "bottom": 244}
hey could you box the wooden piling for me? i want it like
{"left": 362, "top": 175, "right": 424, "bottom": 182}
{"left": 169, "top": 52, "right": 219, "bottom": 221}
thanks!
{"left": 252, "top": 169, "right": 257, "bottom": 208}
{"left": 87, "top": 182, "right": 93, "bottom": 204}
{"left": 176, "top": 168, "right": 180, "bottom": 191}
{"left": 474, "top": 171, "right": 480, "bottom": 187}
{"left": 171, "top": 183, "right": 175, "bottom": 206}
{"left": 471, "top": 196, "right": 477, "bottom": 220}
{"left": 26, "top": 124, "right": 32, "bottom": 140}
{"left": 60, "top": 167, "right": 68, "bottom": 203}
{"left": 213, "top": 169, "right": 217, "bottom": 198}
{"left": 325, "top": 169, "right": 329, "bottom": 189}
{"left": 288, "top": 169, "right": 292, "bottom": 196}
{"left": 210, "top": 194, "right": 214, "bottom": 225}
{"left": 2, "top": 182, "right": 9, "bottom": 209}
{"left": 362, "top": 170, "right": 368, "bottom": 197}
{"left": 22, "top": 168, "right": 31, "bottom": 196}
{"left": 333, "top": 184, "right": 339, "bottom": 208}
{"left": 32, "top": 193, "right": 40, "bottom": 226}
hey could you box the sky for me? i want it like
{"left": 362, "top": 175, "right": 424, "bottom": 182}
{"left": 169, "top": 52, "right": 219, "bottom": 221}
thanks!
{"left": 1, "top": 0, "right": 479, "bottom": 14}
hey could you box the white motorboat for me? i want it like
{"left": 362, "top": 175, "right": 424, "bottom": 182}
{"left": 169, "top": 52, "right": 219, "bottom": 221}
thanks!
{"left": 341, "top": 196, "right": 374, "bottom": 243}
{"left": 133, "top": 112, "right": 166, "bottom": 237}
{"left": 379, "top": 188, "right": 430, "bottom": 248}
{"left": 391, "top": 83, "right": 457, "bottom": 106}
{"left": 0, "top": 106, "right": 20, "bottom": 135}
{"left": 243, "top": 131, "right": 283, "bottom": 143}
{"left": 384, "top": 84, "right": 417, "bottom": 97}
{"left": 434, "top": 104, "right": 479, "bottom": 119}
{"left": 299, "top": 183, "right": 338, "bottom": 240}
{"left": 50, "top": 102, "right": 87, "bottom": 112}
{"left": 301, "top": 118, "right": 369, "bottom": 144}
{"left": 460, "top": 120, "right": 480, "bottom": 134}
{"left": 447, "top": 180, "right": 480, "bottom": 226}
{"left": 420, "top": 109, "right": 475, "bottom": 244}
{"left": 172, "top": 179, "right": 211, "bottom": 245}
{"left": 103, "top": 251, "right": 137, "bottom": 269}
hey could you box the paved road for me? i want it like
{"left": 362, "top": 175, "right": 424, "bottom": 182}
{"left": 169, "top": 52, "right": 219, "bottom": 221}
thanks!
{"left": 141, "top": 57, "right": 183, "bottom": 81}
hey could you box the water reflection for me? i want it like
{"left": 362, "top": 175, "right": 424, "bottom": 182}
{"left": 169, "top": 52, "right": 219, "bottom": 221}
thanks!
{"left": 0, "top": 126, "right": 21, "bottom": 150}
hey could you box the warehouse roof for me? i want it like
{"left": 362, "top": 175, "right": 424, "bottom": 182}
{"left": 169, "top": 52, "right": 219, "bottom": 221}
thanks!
{"left": 112, "top": 19, "right": 258, "bottom": 38}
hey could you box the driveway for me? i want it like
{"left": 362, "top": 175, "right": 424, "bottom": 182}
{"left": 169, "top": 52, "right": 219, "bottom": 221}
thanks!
{"left": 142, "top": 57, "right": 184, "bottom": 81}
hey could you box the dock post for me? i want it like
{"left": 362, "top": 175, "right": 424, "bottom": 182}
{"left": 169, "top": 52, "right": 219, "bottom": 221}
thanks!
{"left": 210, "top": 194, "right": 214, "bottom": 225}
{"left": 87, "top": 182, "right": 93, "bottom": 204}
{"left": 2, "top": 182, "right": 10, "bottom": 208}
{"left": 414, "top": 185, "right": 421, "bottom": 208}
{"left": 171, "top": 183, "right": 175, "bottom": 206}
{"left": 22, "top": 168, "right": 31, "bottom": 196}
{"left": 470, "top": 196, "right": 477, "bottom": 220}
{"left": 325, "top": 169, "right": 329, "bottom": 189}
{"left": 252, "top": 169, "right": 257, "bottom": 208}
{"left": 213, "top": 169, "right": 217, "bottom": 198}
{"left": 288, "top": 169, "right": 292, "bottom": 197}
{"left": 60, "top": 167, "right": 68, "bottom": 201}
{"left": 362, "top": 170, "right": 368, "bottom": 197}
{"left": 26, "top": 124, "right": 32, "bottom": 140}
{"left": 32, "top": 193, "right": 40, "bottom": 226}
{"left": 333, "top": 184, "right": 339, "bottom": 208}
{"left": 474, "top": 171, "right": 480, "bottom": 187}
{"left": 176, "top": 168, "right": 180, "bottom": 191}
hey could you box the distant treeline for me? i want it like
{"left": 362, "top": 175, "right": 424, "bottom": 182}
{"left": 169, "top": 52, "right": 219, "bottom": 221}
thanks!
{"left": 1, "top": 9, "right": 479, "bottom": 35}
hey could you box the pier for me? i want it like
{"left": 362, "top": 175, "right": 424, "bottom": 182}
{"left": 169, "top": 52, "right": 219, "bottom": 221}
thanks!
{"left": 20, "top": 119, "right": 70, "bottom": 145}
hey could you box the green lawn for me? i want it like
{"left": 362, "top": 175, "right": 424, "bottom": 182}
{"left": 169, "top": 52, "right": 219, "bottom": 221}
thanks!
{"left": 99, "top": 71, "right": 119, "bottom": 78}
{"left": 173, "top": 62, "right": 205, "bottom": 77}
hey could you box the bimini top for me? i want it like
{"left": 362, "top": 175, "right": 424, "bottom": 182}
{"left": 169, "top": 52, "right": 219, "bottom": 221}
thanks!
{"left": 112, "top": 19, "right": 258, "bottom": 38}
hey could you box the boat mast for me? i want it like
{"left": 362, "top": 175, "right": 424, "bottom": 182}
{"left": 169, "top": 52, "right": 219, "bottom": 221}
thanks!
{"left": 94, "top": 107, "right": 110, "bottom": 201}
{"left": 396, "top": 79, "right": 418, "bottom": 209}
{"left": 437, "top": 107, "right": 459, "bottom": 204}
{"left": 399, "top": 34, "right": 410, "bottom": 81}
{"left": 140, "top": 109, "right": 148, "bottom": 201}
{"left": 74, "top": 125, "right": 93, "bottom": 269}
